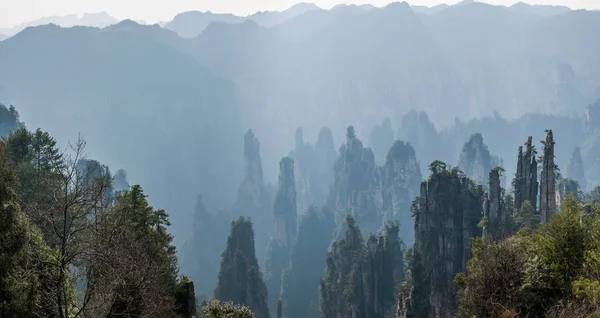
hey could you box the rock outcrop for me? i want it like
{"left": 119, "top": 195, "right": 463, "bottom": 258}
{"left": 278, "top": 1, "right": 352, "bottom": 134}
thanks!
{"left": 457, "top": 133, "right": 502, "bottom": 186}
{"left": 482, "top": 168, "right": 506, "bottom": 241}
{"left": 320, "top": 216, "right": 403, "bottom": 318}
{"left": 290, "top": 127, "right": 336, "bottom": 216}
{"left": 280, "top": 206, "right": 335, "bottom": 318}
{"left": 369, "top": 117, "right": 396, "bottom": 165}
{"left": 329, "top": 127, "right": 422, "bottom": 238}
{"left": 566, "top": 147, "right": 585, "bottom": 190}
{"left": 214, "top": 217, "right": 270, "bottom": 318}
{"left": 376, "top": 141, "right": 422, "bottom": 245}
{"left": 407, "top": 162, "right": 484, "bottom": 318}
{"left": 180, "top": 195, "right": 226, "bottom": 297}
{"left": 230, "top": 129, "right": 272, "bottom": 265}
{"left": 513, "top": 136, "right": 538, "bottom": 212}
{"left": 266, "top": 157, "right": 298, "bottom": 316}
{"left": 540, "top": 130, "right": 557, "bottom": 224}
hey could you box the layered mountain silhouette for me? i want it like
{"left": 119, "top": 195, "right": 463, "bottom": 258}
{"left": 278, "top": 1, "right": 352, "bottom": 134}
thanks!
{"left": 0, "top": 12, "right": 119, "bottom": 36}
{"left": 1, "top": 0, "right": 599, "bottom": 239}
{"left": 0, "top": 21, "right": 244, "bottom": 239}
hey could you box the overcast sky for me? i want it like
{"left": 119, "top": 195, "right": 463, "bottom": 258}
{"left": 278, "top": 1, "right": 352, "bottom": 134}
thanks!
{"left": 1, "top": 0, "right": 598, "bottom": 28}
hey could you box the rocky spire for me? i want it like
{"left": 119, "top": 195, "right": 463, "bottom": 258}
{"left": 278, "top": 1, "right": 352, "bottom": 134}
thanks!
{"left": 408, "top": 162, "right": 484, "bottom": 318}
{"left": 369, "top": 117, "right": 395, "bottom": 165}
{"left": 266, "top": 157, "right": 298, "bottom": 316}
{"left": 233, "top": 129, "right": 271, "bottom": 266}
{"left": 329, "top": 126, "right": 377, "bottom": 233}
{"left": 320, "top": 216, "right": 403, "bottom": 318}
{"left": 245, "top": 129, "right": 265, "bottom": 186}
{"left": 482, "top": 168, "right": 505, "bottom": 242}
{"left": 513, "top": 136, "right": 538, "bottom": 211}
{"left": 458, "top": 133, "right": 496, "bottom": 186}
{"left": 377, "top": 140, "right": 422, "bottom": 246}
{"left": 280, "top": 206, "right": 335, "bottom": 318}
{"left": 214, "top": 217, "right": 270, "bottom": 318}
{"left": 567, "top": 147, "right": 585, "bottom": 190}
{"left": 540, "top": 130, "right": 557, "bottom": 224}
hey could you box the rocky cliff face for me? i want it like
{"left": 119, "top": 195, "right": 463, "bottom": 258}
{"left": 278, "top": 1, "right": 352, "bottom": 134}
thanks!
{"left": 280, "top": 206, "right": 335, "bottom": 318}
{"left": 567, "top": 147, "right": 585, "bottom": 190}
{"left": 457, "top": 133, "right": 502, "bottom": 186}
{"left": 540, "top": 130, "right": 557, "bottom": 225}
{"left": 214, "top": 217, "right": 270, "bottom": 318}
{"left": 231, "top": 129, "right": 272, "bottom": 265}
{"left": 290, "top": 127, "right": 336, "bottom": 216}
{"left": 266, "top": 157, "right": 298, "bottom": 316}
{"left": 408, "top": 162, "right": 484, "bottom": 318}
{"left": 482, "top": 168, "right": 506, "bottom": 242}
{"left": 514, "top": 136, "right": 539, "bottom": 212}
{"left": 320, "top": 216, "right": 403, "bottom": 318}
{"left": 376, "top": 141, "right": 422, "bottom": 245}
{"left": 330, "top": 127, "right": 421, "bottom": 238}
{"left": 370, "top": 117, "right": 396, "bottom": 165}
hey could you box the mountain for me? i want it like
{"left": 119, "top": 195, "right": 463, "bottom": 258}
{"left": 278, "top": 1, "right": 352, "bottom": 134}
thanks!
{"left": 0, "top": 12, "right": 119, "bottom": 36}
{"left": 164, "top": 2, "right": 321, "bottom": 38}
{"left": 0, "top": 21, "right": 244, "bottom": 240}
{"left": 163, "top": 11, "right": 245, "bottom": 38}
{"left": 0, "top": 34, "right": 6, "bottom": 41}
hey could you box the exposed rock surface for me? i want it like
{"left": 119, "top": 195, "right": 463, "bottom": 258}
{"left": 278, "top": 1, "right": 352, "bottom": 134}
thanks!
{"left": 266, "top": 157, "right": 298, "bottom": 316}
{"left": 482, "top": 168, "right": 506, "bottom": 241}
{"left": 457, "top": 133, "right": 502, "bottom": 186}
{"left": 320, "top": 216, "right": 403, "bottom": 318}
{"left": 289, "top": 127, "right": 336, "bottom": 216}
{"left": 230, "top": 129, "right": 272, "bottom": 265}
{"left": 329, "top": 127, "right": 421, "bottom": 239}
{"left": 514, "top": 136, "right": 539, "bottom": 212}
{"left": 407, "top": 162, "right": 484, "bottom": 318}
{"left": 566, "top": 147, "right": 585, "bottom": 190}
{"left": 280, "top": 206, "right": 335, "bottom": 318}
{"left": 540, "top": 130, "right": 557, "bottom": 224}
{"left": 214, "top": 217, "right": 270, "bottom": 318}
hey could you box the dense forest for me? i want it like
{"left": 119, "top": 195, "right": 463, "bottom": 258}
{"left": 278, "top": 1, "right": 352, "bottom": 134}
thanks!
{"left": 2, "top": 1, "right": 600, "bottom": 317}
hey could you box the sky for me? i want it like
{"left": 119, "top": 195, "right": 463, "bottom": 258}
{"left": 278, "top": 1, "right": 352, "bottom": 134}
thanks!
{"left": 1, "top": 0, "right": 599, "bottom": 28}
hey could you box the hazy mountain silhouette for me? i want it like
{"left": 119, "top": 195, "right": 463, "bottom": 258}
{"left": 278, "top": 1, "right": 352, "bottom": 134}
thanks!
{"left": 164, "top": 2, "right": 321, "bottom": 38}
{"left": 0, "top": 21, "right": 244, "bottom": 240}
{"left": 0, "top": 12, "right": 119, "bottom": 36}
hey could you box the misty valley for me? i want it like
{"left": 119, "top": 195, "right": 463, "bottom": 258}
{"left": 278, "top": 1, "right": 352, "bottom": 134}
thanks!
{"left": 1, "top": 1, "right": 600, "bottom": 317}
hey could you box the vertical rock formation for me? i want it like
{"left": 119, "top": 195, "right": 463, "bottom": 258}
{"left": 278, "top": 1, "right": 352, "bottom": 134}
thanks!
{"left": 513, "top": 137, "right": 538, "bottom": 212}
{"left": 482, "top": 168, "right": 506, "bottom": 242}
{"left": 540, "top": 130, "right": 557, "bottom": 224}
{"left": 180, "top": 195, "right": 225, "bottom": 297}
{"left": 408, "top": 162, "right": 484, "bottom": 318}
{"left": 376, "top": 140, "right": 422, "bottom": 246}
{"left": 280, "top": 206, "right": 335, "bottom": 318}
{"left": 369, "top": 117, "right": 395, "bottom": 165}
{"left": 320, "top": 216, "right": 403, "bottom": 318}
{"left": 567, "top": 147, "right": 585, "bottom": 190}
{"left": 457, "top": 133, "right": 502, "bottom": 186}
{"left": 231, "top": 129, "right": 272, "bottom": 265}
{"left": 290, "top": 127, "right": 336, "bottom": 216}
{"left": 329, "top": 126, "right": 377, "bottom": 233}
{"left": 214, "top": 217, "right": 270, "bottom": 318}
{"left": 330, "top": 127, "right": 423, "bottom": 238}
{"left": 266, "top": 157, "right": 297, "bottom": 316}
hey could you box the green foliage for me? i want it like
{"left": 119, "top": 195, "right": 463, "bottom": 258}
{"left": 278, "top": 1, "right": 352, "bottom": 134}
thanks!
{"left": 320, "top": 216, "right": 403, "bottom": 318}
{"left": 514, "top": 200, "right": 541, "bottom": 232}
{"left": 201, "top": 300, "right": 255, "bottom": 318}
{"left": 457, "top": 195, "right": 600, "bottom": 316}
{"left": 214, "top": 217, "right": 270, "bottom": 318}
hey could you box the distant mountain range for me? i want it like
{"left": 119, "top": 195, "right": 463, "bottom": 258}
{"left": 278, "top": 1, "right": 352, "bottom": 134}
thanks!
{"left": 1, "top": 0, "right": 599, "bottom": 240}
{"left": 163, "top": 2, "right": 321, "bottom": 38}
{"left": 0, "top": 11, "right": 119, "bottom": 36}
